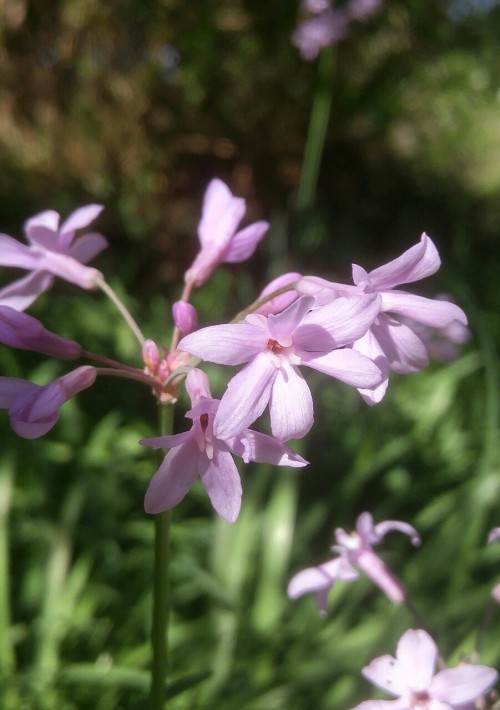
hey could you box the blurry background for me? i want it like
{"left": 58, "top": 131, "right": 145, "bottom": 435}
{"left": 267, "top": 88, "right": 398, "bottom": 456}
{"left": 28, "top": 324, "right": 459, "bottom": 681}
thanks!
{"left": 1, "top": 0, "right": 500, "bottom": 708}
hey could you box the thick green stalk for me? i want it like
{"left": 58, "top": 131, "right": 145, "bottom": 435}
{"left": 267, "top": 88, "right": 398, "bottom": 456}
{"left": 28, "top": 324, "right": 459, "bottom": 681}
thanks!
{"left": 150, "top": 404, "right": 174, "bottom": 710}
{"left": 296, "top": 46, "right": 336, "bottom": 213}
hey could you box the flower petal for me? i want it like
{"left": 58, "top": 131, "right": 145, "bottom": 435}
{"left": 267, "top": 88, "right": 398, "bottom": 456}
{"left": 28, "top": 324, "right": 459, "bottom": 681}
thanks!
{"left": 396, "top": 629, "right": 437, "bottom": 692}
{"left": 361, "top": 655, "right": 408, "bottom": 697}
{"left": 366, "top": 233, "right": 441, "bottom": 290}
{"left": 69, "top": 232, "right": 108, "bottom": 264}
{"left": 229, "top": 429, "right": 308, "bottom": 467}
{"left": 185, "top": 368, "right": 212, "bottom": 403}
{"left": 381, "top": 291, "right": 467, "bottom": 328}
{"left": 299, "top": 294, "right": 381, "bottom": 348}
{"left": 0, "top": 378, "right": 35, "bottom": 408}
{"left": 355, "top": 549, "right": 407, "bottom": 603}
{"left": 268, "top": 296, "right": 315, "bottom": 343}
{"left": 144, "top": 440, "right": 200, "bottom": 514}
{"left": 304, "top": 348, "right": 382, "bottom": 388}
{"left": 214, "top": 353, "right": 276, "bottom": 439}
{"left": 288, "top": 558, "right": 357, "bottom": 599}
{"left": 255, "top": 272, "right": 302, "bottom": 316}
{"left": 373, "top": 520, "right": 420, "bottom": 546}
{"left": 60, "top": 204, "right": 104, "bottom": 243}
{"left": 0, "top": 234, "right": 40, "bottom": 268}
{"left": 198, "top": 179, "right": 246, "bottom": 249}
{"left": 179, "top": 322, "right": 268, "bottom": 365}
{"left": 140, "top": 430, "right": 194, "bottom": 450}
{"left": 430, "top": 665, "right": 498, "bottom": 705}
{"left": 352, "top": 329, "right": 390, "bottom": 405}
{"left": 373, "top": 316, "right": 429, "bottom": 374}
{"left": 223, "top": 221, "right": 269, "bottom": 263}
{"left": 268, "top": 361, "right": 314, "bottom": 440}
{"left": 0, "top": 271, "right": 54, "bottom": 311}
{"left": 200, "top": 448, "right": 242, "bottom": 522}
{"left": 24, "top": 210, "right": 60, "bottom": 246}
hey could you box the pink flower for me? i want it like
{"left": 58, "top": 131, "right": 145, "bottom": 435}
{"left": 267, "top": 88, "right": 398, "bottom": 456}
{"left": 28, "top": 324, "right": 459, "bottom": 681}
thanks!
{"left": 288, "top": 512, "right": 420, "bottom": 614}
{"left": 0, "top": 205, "right": 107, "bottom": 310}
{"left": 184, "top": 179, "right": 268, "bottom": 289}
{"left": 299, "top": 234, "right": 468, "bottom": 404}
{"left": 351, "top": 628, "right": 498, "bottom": 710}
{"left": 0, "top": 366, "right": 96, "bottom": 439}
{"left": 0, "top": 305, "right": 82, "bottom": 359}
{"left": 178, "top": 294, "right": 382, "bottom": 442}
{"left": 140, "top": 369, "right": 307, "bottom": 522}
{"left": 292, "top": 9, "right": 349, "bottom": 61}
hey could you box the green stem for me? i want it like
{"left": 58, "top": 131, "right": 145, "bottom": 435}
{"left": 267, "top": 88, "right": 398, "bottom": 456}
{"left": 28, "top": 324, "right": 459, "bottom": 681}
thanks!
{"left": 296, "top": 46, "right": 336, "bottom": 213}
{"left": 150, "top": 404, "right": 174, "bottom": 709}
{"left": 0, "top": 459, "right": 15, "bottom": 674}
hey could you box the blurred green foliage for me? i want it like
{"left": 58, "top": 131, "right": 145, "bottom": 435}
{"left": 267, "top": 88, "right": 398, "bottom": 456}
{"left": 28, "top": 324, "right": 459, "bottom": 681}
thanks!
{"left": 1, "top": 0, "right": 500, "bottom": 708}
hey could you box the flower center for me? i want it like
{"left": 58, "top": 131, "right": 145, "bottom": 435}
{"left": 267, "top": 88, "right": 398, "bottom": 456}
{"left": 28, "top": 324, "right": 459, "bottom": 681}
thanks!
{"left": 410, "top": 690, "right": 431, "bottom": 707}
{"left": 267, "top": 339, "right": 284, "bottom": 355}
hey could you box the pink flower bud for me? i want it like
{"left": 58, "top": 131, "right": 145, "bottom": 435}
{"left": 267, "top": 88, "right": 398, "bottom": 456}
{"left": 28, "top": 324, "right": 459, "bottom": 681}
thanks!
{"left": 0, "top": 306, "right": 82, "bottom": 359}
{"left": 142, "top": 339, "right": 161, "bottom": 372}
{"left": 172, "top": 301, "right": 198, "bottom": 336}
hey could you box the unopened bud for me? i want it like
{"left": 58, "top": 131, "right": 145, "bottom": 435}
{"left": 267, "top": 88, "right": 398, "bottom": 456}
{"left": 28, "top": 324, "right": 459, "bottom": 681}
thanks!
{"left": 172, "top": 301, "right": 198, "bottom": 336}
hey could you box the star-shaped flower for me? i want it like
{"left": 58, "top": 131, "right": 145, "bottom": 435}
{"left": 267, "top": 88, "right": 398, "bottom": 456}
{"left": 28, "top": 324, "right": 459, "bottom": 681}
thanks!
{"left": 351, "top": 628, "right": 497, "bottom": 710}
{"left": 288, "top": 512, "right": 420, "bottom": 614}
{"left": 141, "top": 369, "right": 307, "bottom": 522}
{"left": 0, "top": 205, "right": 107, "bottom": 310}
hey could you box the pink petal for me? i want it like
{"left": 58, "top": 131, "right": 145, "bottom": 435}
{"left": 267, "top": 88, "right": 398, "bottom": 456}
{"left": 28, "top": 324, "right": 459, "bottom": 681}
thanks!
{"left": 374, "top": 316, "right": 429, "bottom": 374}
{"left": 0, "top": 271, "right": 54, "bottom": 311}
{"left": 200, "top": 448, "right": 242, "bottom": 522}
{"left": 381, "top": 291, "right": 467, "bottom": 328}
{"left": 396, "top": 629, "right": 437, "bottom": 692}
{"left": 373, "top": 520, "right": 420, "bottom": 546}
{"left": 0, "top": 377, "right": 35, "bottom": 407}
{"left": 362, "top": 654, "right": 408, "bottom": 696}
{"left": 213, "top": 353, "right": 276, "bottom": 439}
{"left": 355, "top": 549, "right": 407, "bottom": 603}
{"left": 140, "top": 430, "right": 194, "bottom": 450}
{"left": 0, "top": 305, "right": 81, "bottom": 359}
{"left": 223, "top": 221, "right": 269, "bottom": 263}
{"left": 304, "top": 348, "right": 382, "bottom": 388}
{"left": 268, "top": 361, "right": 314, "bottom": 441}
{"left": 353, "top": 329, "right": 390, "bottom": 405}
{"left": 488, "top": 527, "right": 500, "bottom": 544}
{"left": 299, "top": 294, "right": 381, "bottom": 348}
{"left": 24, "top": 210, "right": 60, "bottom": 245}
{"left": 430, "top": 665, "right": 498, "bottom": 704}
{"left": 366, "top": 233, "right": 441, "bottom": 290}
{"left": 144, "top": 440, "right": 200, "bottom": 513}
{"left": 60, "top": 204, "right": 104, "bottom": 243}
{"left": 69, "top": 233, "right": 108, "bottom": 263}
{"left": 350, "top": 701, "right": 408, "bottom": 710}
{"left": 198, "top": 179, "right": 246, "bottom": 249}
{"left": 0, "top": 234, "right": 40, "bottom": 268}
{"left": 254, "top": 272, "right": 302, "bottom": 316}
{"left": 185, "top": 368, "right": 212, "bottom": 403}
{"left": 267, "top": 296, "right": 315, "bottom": 343}
{"left": 288, "top": 558, "right": 357, "bottom": 599}
{"left": 179, "top": 322, "right": 268, "bottom": 365}
{"left": 229, "top": 429, "right": 308, "bottom": 467}
{"left": 57, "top": 366, "right": 97, "bottom": 400}
{"left": 39, "top": 252, "right": 101, "bottom": 289}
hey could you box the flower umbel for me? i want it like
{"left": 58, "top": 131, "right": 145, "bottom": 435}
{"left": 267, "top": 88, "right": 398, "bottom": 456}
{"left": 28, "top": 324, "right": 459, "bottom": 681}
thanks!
{"left": 288, "top": 512, "right": 420, "bottom": 614}
{"left": 350, "top": 628, "right": 498, "bottom": 710}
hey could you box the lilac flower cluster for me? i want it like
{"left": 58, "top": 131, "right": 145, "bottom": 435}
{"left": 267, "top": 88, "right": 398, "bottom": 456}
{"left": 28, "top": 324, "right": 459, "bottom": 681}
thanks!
{"left": 293, "top": 0, "right": 383, "bottom": 61}
{"left": 0, "top": 178, "right": 468, "bottom": 522}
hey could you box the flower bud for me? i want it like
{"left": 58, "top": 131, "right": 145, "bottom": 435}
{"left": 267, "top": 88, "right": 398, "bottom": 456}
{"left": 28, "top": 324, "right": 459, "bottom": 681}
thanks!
{"left": 172, "top": 301, "right": 198, "bottom": 336}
